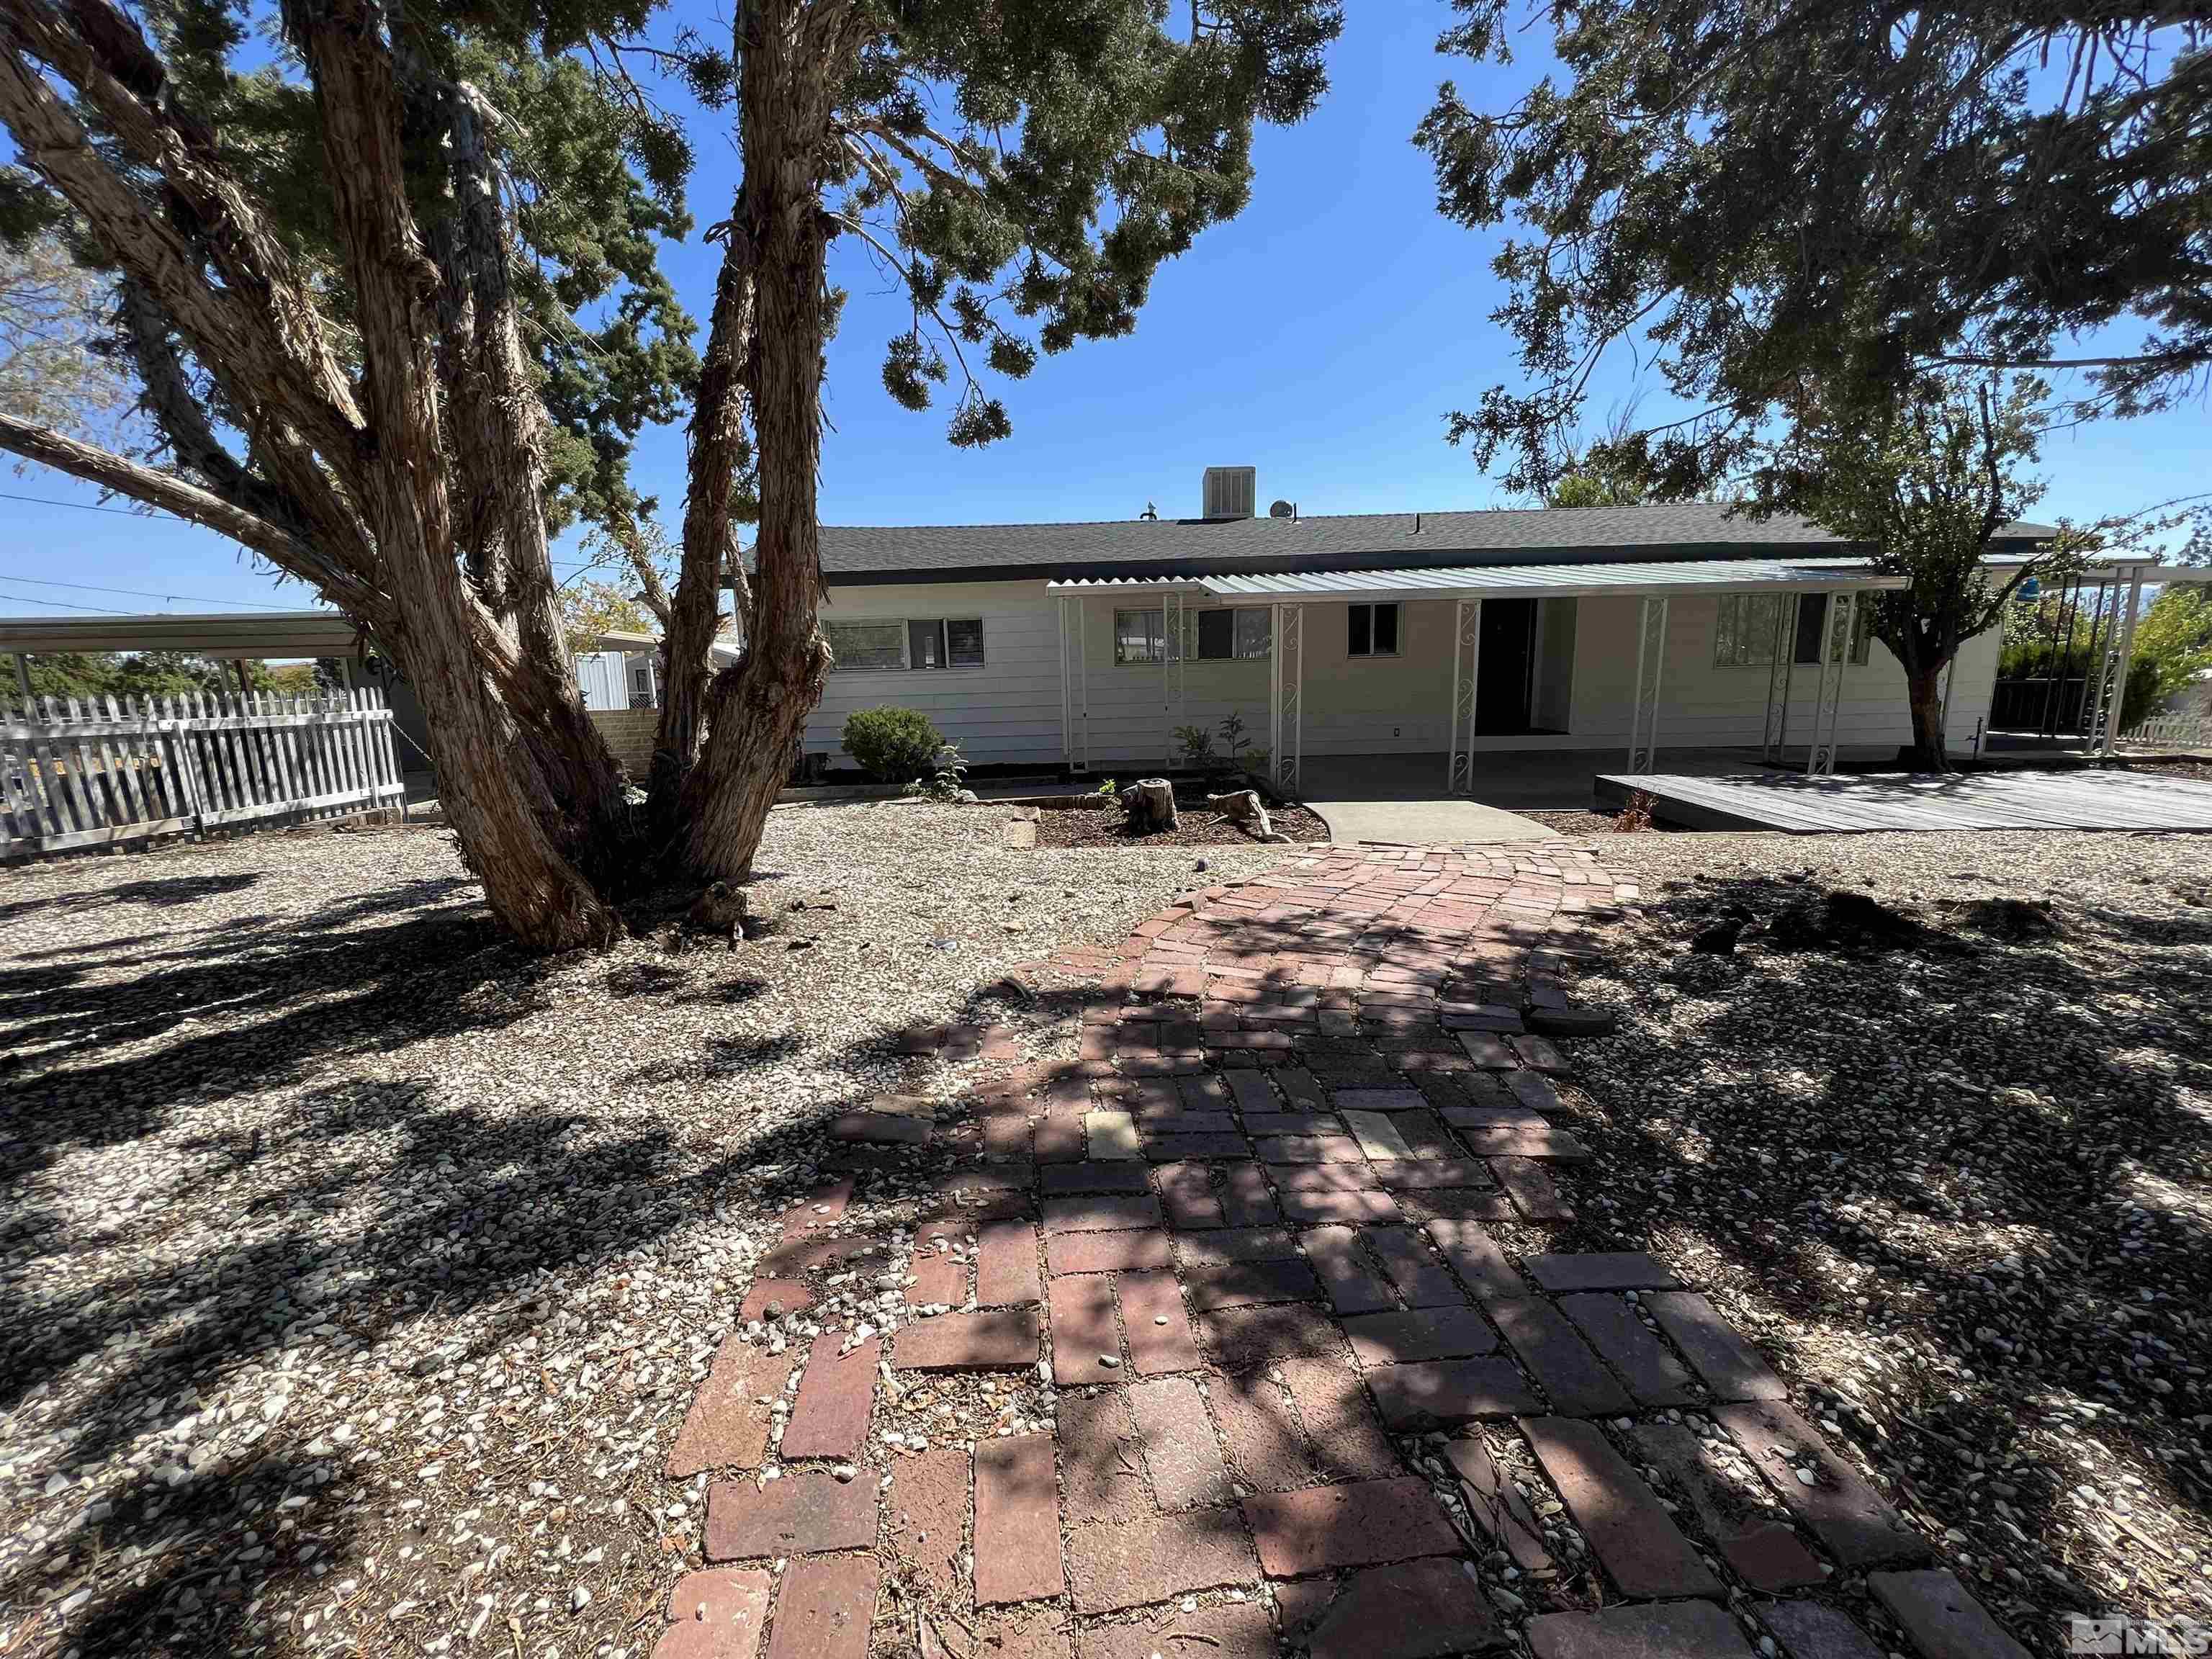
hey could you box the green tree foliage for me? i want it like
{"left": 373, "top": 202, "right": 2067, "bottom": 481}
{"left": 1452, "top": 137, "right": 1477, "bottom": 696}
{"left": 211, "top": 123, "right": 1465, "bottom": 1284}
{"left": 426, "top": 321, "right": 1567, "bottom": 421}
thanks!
{"left": 1744, "top": 374, "right": 2059, "bottom": 768}
{"left": 559, "top": 577, "right": 655, "bottom": 655}
{"left": 10, "top": 649, "right": 297, "bottom": 703}
{"left": 0, "top": 0, "right": 1339, "bottom": 951}
{"left": 2131, "top": 586, "right": 2212, "bottom": 706}
{"left": 0, "top": 231, "right": 130, "bottom": 434}
{"left": 1414, "top": 0, "right": 2212, "bottom": 498}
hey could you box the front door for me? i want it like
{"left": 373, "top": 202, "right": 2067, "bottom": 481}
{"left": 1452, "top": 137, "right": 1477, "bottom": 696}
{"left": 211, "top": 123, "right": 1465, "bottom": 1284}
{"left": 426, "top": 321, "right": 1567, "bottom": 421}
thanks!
{"left": 1475, "top": 598, "right": 1537, "bottom": 734}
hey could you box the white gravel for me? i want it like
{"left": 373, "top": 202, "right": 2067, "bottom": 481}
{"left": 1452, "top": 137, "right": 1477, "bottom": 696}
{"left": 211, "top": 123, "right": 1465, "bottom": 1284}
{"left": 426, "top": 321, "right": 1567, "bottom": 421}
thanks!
{"left": 0, "top": 801, "right": 1282, "bottom": 1657}
{"left": 1552, "top": 829, "right": 2212, "bottom": 1641}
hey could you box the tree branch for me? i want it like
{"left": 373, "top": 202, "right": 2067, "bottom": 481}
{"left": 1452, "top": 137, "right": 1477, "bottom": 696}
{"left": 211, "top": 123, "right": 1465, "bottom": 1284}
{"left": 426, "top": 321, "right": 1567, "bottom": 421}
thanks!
{"left": 0, "top": 411, "right": 388, "bottom": 621}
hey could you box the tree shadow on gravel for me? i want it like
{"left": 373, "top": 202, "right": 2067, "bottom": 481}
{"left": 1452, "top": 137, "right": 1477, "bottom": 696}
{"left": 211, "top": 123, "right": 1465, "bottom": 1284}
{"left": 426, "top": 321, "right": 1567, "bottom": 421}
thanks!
{"left": 1551, "top": 872, "right": 2212, "bottom": 1629}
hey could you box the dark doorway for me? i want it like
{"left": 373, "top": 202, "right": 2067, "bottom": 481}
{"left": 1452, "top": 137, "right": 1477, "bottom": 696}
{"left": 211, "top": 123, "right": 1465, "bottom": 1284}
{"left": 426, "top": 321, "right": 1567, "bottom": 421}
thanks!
{"left": 1475, "top": 597, "right": 1539, "bottom": 734}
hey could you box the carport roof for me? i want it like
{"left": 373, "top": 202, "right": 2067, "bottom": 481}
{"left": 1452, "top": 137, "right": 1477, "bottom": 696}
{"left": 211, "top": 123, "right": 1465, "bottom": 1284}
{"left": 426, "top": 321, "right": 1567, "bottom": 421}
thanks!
{"left": 0, "top": 608, "right": 364, "bottom": 657}
{"left": 1048, "top": 556, "right": 1911, "bottom": 602}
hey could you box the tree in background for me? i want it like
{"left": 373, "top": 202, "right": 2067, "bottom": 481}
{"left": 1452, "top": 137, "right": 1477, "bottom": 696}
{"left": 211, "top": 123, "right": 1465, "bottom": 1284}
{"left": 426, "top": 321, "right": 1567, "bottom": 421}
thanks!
{"left": 9, "top": 649, "right": 311, "bottom": 702}
{"left": 1415, "top": 0, "right": 2211, "bottom": 499}
{"left": 2130, "top": 587, "right": 2212, "bottom": 716}
{"left": 0, "top": 230, "right": 129, "bottom": 435}
{"left": 1744, "top": 374, "right": 2059, "bottom": 770}
{"left": 559, "top": 578, "right": 655, "bottom": 657}
{"left": 0, "top": 0, "right": 1339, "bottom": 950}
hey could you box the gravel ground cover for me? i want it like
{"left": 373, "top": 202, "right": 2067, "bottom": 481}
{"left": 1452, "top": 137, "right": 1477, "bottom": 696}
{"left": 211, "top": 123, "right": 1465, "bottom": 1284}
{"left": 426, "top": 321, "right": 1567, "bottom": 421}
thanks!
{"left": 0, "top": 803, "right": 1282, "bottom": 1658}
{"left": 1543, "top": 828, "right": 2212, "bottom": 1642}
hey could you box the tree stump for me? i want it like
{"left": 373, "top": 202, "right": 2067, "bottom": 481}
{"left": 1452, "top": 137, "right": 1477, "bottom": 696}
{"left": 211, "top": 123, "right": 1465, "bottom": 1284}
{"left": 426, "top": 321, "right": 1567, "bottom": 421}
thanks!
{"left": 1205, "top": 788, "right": 1273, "bottom": 839}
{"left": 1125, "top": 778, "right": 1179, "bottom": 835}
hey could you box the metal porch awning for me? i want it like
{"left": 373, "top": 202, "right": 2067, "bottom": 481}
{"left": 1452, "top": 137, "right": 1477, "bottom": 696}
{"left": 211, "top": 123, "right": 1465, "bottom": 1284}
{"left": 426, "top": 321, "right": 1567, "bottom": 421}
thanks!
{"left": 0, "top": 609, "right": 365, "bottom": 659}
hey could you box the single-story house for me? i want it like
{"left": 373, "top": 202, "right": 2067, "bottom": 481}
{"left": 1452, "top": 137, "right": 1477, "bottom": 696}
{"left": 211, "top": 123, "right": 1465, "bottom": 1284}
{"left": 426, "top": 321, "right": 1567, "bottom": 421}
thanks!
{"left": 799, "top": 469, "right": 2126, "bottom": 790}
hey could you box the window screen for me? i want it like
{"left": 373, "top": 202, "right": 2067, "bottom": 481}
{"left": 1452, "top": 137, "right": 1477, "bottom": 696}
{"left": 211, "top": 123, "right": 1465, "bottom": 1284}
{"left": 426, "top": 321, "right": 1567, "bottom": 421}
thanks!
{"left": 1794, "top": 595, "right": 1873, "bottom": 665}
{"left": 1349, "top": 603, "right": 1399, "bottom": 657}
{"left": 824, "top": 621, "right": 905, "bottom": 671}
{"left": 945, "top": 619, "right": 985, "bottom": 667}
{"left": 1196, "top": 608, "right": 1235, "bottom": 660}
{"left": 909, "top": 619, "right": 947, "bottom": 670}
{"left": 1713, "top": 595, "right": 1783, "bottom": 667}
{"left": 1234, "top": 608, "right": 1271, "bottom": 659}
{"left": 1115, "top": 608, "right": 1165, "bottom": 664}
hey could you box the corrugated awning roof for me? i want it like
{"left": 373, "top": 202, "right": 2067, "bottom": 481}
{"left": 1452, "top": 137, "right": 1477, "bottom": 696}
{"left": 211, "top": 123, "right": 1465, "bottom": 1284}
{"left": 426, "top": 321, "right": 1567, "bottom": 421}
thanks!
{"left": 0, "top": 609, "right": 365, "bottom": 657}
{"left": 1050, "top": 557, "right": 1910, "bottom": 601}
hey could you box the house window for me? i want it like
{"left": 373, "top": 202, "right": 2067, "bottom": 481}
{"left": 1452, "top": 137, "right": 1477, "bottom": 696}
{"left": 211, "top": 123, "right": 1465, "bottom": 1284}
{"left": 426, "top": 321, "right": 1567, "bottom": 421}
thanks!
{"left": 1712, "top": 595, "right": 1785, "bottom": 667}
{"left": 1115, "top": 608, "right": 1166, "bottom": 664}
{"left": 1193, "top": 607, "right": 1272, "bottom": 660}
{"left": 823, "top": 618, "right": 984, "bottom": 671}
{"left": 1793, "top": 595, "right": 1874, "bottom": 666}
{"left": 1348, "top": 602, "right": 1400, "bottom": 657}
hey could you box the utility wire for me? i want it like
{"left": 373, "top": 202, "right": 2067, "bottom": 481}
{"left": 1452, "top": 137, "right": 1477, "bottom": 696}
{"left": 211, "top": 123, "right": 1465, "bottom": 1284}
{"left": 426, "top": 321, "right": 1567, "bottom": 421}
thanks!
{"left": 0, "top": 574, "right": 296, "bottom": 610}
{"left": 0, "top": 590, "right": 138, "bottom": 615}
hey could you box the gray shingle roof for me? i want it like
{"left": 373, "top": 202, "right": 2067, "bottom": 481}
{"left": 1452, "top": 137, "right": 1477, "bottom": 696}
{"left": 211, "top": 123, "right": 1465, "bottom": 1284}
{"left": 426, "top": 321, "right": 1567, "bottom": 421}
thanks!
{"left": 816, "top": 502, "right": 2055, "bottom": 584}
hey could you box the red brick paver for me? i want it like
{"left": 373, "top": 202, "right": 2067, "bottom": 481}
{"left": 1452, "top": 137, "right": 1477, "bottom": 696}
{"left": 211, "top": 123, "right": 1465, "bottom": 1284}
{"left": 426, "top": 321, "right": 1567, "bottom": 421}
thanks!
{"left": 674, "top": 846, "right": 1972, "bottom": 1659}
{"left": 974, "top": 1433, "right": 1064, "bottom": 1605}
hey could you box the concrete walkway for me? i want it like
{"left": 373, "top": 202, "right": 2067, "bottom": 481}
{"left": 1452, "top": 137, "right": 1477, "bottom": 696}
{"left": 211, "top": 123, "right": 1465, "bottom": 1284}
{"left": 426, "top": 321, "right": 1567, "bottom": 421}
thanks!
{"left": 650, "top": 846, "right": 1997, "bottom": 1659}
{"left": 1305, "top": 791, "right": 1560, "bottom": 845}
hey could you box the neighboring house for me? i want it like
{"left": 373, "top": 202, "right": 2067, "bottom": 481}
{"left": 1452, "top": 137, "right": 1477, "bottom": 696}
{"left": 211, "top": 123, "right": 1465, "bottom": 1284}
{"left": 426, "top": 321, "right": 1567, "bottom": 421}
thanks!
{"left": 800, "top": 469, "right": 2067, "bottom": 787}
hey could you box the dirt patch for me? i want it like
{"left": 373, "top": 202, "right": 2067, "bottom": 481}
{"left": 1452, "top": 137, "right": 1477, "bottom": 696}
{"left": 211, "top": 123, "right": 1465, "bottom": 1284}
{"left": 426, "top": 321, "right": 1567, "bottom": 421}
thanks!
{"left": 1032, "top": 786, "right": 1331, "bottom": 848}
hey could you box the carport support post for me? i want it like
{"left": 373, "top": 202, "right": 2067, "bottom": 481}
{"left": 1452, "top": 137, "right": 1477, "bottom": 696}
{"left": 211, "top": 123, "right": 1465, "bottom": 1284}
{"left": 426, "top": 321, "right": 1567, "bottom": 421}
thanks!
{"left": 1761, "top": 594, "right": 1799, "bottom": 762}
{"left": 1627, "top": 595, "right": 1668, "bottom": 773}
{"left": 1807, "top": 588, "right": 1856, "bottom": 775}
{"left": 1269, "top": 602, "right": 1302, "bottom": 796}
{"left": 1161, "top": 588, "right": 1184, "bottom": 768}
{"left": 12, "top": 652, "right": 30, "bottom": 702}
{"left": 2097, "top": 570, "right": 2146, "bottom": 756}
{"left": 1447, "top": 597, "right": 1482, "bottom": 792}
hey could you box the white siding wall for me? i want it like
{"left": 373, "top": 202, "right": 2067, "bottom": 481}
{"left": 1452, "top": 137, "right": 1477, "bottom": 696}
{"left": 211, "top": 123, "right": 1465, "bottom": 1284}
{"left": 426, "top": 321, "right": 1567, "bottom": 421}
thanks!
{"left": 804, "top": 580, "right": 1064, "bottom": 765}
{"left": 1569, "top": 595, "right": 1999, "bottom": 752}
{"left": 799, "top": 579, "right": 2006, "bottom": 770}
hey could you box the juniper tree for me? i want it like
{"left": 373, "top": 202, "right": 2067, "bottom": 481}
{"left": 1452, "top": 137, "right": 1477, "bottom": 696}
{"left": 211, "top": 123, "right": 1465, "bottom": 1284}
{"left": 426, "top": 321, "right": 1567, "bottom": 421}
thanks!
{"left": 0, "top": 0, "right": 1338, "bottom": 948}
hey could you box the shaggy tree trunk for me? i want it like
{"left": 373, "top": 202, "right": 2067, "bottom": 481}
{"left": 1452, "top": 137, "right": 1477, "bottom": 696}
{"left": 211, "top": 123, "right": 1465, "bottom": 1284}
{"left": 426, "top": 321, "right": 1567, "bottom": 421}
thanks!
{"left": 295, "top": 0, "right": 621, "bottom": 950}
{"left": 1904, "top": 662, "right": 1951, "bottom": 773}
{"left": 679, "top": 1, "right": 837, "bottom": 881}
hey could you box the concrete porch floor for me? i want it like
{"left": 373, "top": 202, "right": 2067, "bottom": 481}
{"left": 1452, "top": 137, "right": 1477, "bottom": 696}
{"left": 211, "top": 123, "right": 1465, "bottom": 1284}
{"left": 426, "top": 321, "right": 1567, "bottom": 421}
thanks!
{"left": 1292, "top": 747, "right": 1828, "bottom": 843}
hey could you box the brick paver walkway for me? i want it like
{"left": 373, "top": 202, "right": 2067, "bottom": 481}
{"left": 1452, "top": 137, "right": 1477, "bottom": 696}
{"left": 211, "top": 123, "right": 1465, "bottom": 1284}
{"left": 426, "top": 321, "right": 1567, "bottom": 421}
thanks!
{"left": 653, "top": 847, "right": 2026, "bottom": 1659}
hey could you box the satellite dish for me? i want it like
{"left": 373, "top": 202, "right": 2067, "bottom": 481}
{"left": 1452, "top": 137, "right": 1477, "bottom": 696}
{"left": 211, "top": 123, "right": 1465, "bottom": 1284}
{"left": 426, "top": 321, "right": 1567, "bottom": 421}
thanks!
{"left": 1268, "top": 499, "right": 1295, "bottom": 519}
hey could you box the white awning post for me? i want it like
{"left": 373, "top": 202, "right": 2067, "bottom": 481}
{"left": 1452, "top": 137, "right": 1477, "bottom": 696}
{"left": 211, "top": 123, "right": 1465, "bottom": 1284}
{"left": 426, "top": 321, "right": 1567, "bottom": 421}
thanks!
{"left": 1162, "top": 588, "right": 1185, "bottom": 768}
{"left": 1761, "top": 593, "right": 1799, "bottom": 762}
{"left": 1448, "top": 598, "right": 1483, "bottom": 791}
{"left": 1807, "top": 589, "right": 1855, "bottom": 776}
{"left": 2098, "top": 570, "right": 2146, "bottom": 756}
{"left": 1269, "top": 603, "right": 1303, "bottom": 795}
{"left": 1627, "top": 595, "right": 1668, "bottom": 773}
{"left": 1057, "top": 595, "right": 1074, "bottom": 770}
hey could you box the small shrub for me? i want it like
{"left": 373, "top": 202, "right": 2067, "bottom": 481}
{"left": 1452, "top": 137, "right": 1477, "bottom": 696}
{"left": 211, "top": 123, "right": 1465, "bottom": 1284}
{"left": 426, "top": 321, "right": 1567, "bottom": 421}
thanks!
{"left": 842, "top": 706, "right": 943, "bottom": 782}
{"left": 1218, "top": 711, "right": 1263, "bottom": 776}
{"left": 1613, "top": 790, "right": 1655, "bottom": 832}
{"left": 1174, "top": 724, "right": 1217, "bottom": 770}
{"left": 905, "top": 742, "right": 970, "bottom": 801}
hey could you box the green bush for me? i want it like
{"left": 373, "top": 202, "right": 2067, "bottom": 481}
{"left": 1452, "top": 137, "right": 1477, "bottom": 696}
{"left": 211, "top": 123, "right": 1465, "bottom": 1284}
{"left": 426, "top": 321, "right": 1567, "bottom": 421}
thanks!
{"left": 842, "top": 706, "right": 944, "bottom": 782}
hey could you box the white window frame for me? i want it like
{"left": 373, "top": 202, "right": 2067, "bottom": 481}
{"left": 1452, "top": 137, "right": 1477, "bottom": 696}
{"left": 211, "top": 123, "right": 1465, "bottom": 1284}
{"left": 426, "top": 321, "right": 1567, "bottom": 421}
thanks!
{"left": 822, "top": 616, "right": 986, "bottom": 673}
{"left": 1190, "top": 606, "right": 1272, "bottom": 661}
{"left": 1347, "top": 601, "right": 1401, "bottom": 658}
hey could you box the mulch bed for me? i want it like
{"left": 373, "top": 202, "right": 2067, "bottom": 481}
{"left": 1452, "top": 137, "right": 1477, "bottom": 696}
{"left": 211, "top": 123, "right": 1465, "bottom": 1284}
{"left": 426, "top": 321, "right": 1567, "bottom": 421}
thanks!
{"left": 1032, "top": 784, "right": 1330, "bottom": 848}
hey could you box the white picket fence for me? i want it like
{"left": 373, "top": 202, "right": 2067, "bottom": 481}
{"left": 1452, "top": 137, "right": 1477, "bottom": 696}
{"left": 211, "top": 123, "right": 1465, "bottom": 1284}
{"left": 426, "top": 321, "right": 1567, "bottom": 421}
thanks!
{"left": 2, "top": 688, "right": 405, "bottom": 860}
{"left": 2118, "top": 714, "right": 2211, "bottom": 749}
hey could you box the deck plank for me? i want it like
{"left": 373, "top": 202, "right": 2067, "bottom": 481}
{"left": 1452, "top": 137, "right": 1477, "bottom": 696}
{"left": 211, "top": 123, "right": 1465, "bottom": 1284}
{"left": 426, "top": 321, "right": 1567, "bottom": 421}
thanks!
{"left": 1593, "top": 769, "right": 2212, "bottom": 835}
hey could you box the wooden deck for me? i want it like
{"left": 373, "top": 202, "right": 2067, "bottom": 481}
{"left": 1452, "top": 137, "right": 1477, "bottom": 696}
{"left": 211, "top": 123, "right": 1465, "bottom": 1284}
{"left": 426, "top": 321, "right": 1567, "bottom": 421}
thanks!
{"left": 1592, "top": 767, "right": 2212, "bottom": 834}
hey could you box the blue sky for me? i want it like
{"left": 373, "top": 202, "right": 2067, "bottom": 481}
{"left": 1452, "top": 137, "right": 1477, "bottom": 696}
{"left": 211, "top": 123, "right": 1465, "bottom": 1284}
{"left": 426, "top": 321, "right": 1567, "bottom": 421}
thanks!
{"left": 3, "top": 3, "right": 2206, "bottom": 619}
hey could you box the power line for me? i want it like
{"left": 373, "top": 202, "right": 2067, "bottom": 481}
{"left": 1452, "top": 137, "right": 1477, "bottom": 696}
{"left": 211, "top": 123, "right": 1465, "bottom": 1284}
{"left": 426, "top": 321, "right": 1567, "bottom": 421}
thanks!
{"left": 0, "top": 590, "right": 137, "bottom": 616}
{"left": 0, "top": 488, "right": 185, "bottom": 520}
{"left": 0, "top": 574, "right": 295, "bottom": 610}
